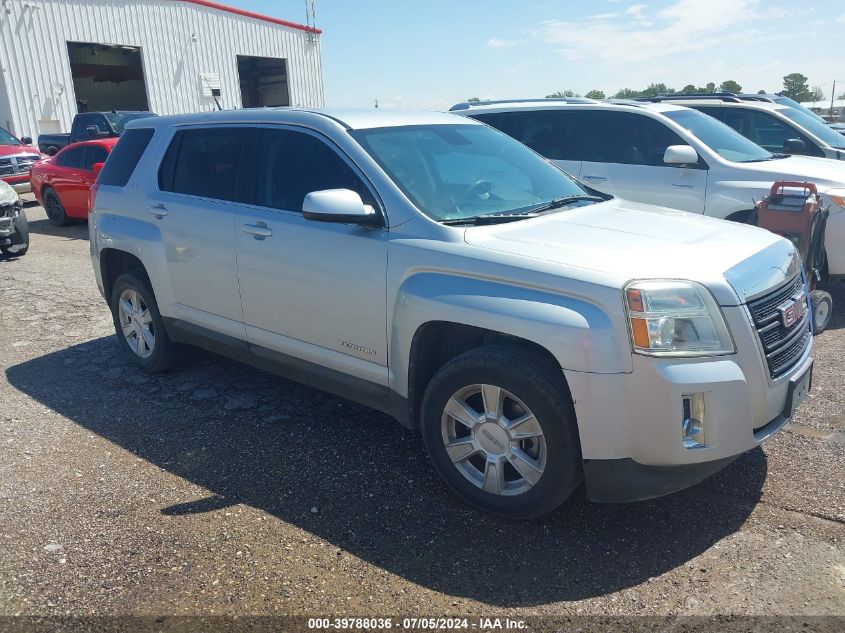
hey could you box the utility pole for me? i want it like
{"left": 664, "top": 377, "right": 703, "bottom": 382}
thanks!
{"left": 831, "top": 80, "right": 836, "bottom": 122}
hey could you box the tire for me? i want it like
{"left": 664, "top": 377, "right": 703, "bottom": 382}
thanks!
{"left": 0, "top": 209, "right": 29, "bottom": 257}
{"left": 810, "top": 289, "right": 833, "bottom": 334}
{"left": 420, "top": 345, "right": 582, "bottom": 519}
{"left": 109, "top": 272, "right": 181, "bottom": 372}
{"left": 43, "top": 188, "right": 71, "bottom": 227}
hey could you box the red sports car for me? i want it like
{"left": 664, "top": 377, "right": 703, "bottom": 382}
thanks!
{"left": 31, "top": 138, "right": 117, "bottom": 226}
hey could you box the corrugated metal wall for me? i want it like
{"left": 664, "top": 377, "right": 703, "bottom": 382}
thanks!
{"left": 0, "top": 0, "right": 324, "bottom": 139}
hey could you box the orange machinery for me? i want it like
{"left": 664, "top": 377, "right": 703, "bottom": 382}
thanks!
{"left": 753, "top": 181, "right": 832, "bottom": 333}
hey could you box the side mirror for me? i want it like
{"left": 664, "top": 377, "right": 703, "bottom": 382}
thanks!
{"left": 302, "top": 189, "right": 379, "bottom": 224}
{"left": 663, "top": 145, "right": 699, "bottom": 166}
{"left": 783, "top": 138, "right": 807, "bottom": 154}
{"left": 86, "top": 125, "right": 100, "bottom": 138}
{"left": 20, "top": 136, "right": 32, "bottom": 145}
{"left": 92, "top": 162, "right": 105, "bottom": 177}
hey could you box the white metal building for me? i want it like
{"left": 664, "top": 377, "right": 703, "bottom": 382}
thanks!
{"left": 0, "top": 0, "right": 324, "bottom": 140}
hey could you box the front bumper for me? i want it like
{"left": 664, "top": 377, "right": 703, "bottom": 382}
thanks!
{"left": 566, "top": 305, "right": 813, "bottom": 502}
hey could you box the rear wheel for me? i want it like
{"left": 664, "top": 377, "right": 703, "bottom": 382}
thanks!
{"left": 43, "top": 188, "right": 71, "bottom": 227}
{"left": 810, "top": 289, "right": 833, "bottom": 334}
{"left": 109, "top": 272, "right": 181, "bottom": 372}
{"left": 421, "top": 346, "right": 582, "bottom": 519}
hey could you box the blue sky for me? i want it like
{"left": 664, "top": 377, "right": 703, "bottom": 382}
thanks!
{"left": 238, "top": 0, "right": 844, "bottom": 109}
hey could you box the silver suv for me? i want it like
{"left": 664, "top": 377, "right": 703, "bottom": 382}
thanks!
{"left": 89, "top": 109, "right": 813, "bottom": 518}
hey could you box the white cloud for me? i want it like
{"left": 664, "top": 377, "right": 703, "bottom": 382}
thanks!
{"left": 836, "top": 13, "right": 845, "bottom": 24}
{"left": 487, "top": 37, "right": 517, "bottom": 49}
{"left": 540, "top": 0, "right": 766, "bottom": 64}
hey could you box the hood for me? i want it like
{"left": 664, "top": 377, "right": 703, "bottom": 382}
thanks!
{"left": 747, "top": 155, "right": 845, "bottom": 189}
{"left": 463, "top": 198, "right": 787, "bottom": 305}
{"left": 0, "top": 144, "right": 39, "bottom": 159}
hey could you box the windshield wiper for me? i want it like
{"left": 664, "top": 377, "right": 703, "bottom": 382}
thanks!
{"left": 441, "top": 195, "right": 606, "bottom": 226}
{"left": 740, "top": 153, "right": 790, "bottom": 163}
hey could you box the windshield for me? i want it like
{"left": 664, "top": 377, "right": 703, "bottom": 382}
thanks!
{"left": 662, "top": 109, "right": 774, "bottom": 162}
{"left": 778, "top": 108, "right": 845, "bottom": 149}
{"left": 773, "top": 96, "right": 829, "bottom": 124}
{"left": 0, "top": 127, "right": 21, "bottom": 146}
{"left": 351, "top": 124, "right": 595, "bottom": 222}
{"left": 104, "top": 113, "right": 156, "bottom": 134}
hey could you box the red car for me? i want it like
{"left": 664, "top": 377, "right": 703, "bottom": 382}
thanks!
{"left": 1, "top": 126, "right": 41, "bottom": 195}
{"left": 31, "top": 138, "right": 117, "bottom": 226}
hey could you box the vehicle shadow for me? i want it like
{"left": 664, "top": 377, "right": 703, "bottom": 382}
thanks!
{"left": 24, "top": 216, "right": 89, "bottom": 240}
{"left": 5, "top": 338, "right": 767, "bottom": 606}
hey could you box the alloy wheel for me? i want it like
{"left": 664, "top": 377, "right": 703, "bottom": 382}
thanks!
{"left": 440, "top": 383, "right": 546, "bottom": 496}
{"left": 118, "top": 288, "right": 155, "bottom": 358}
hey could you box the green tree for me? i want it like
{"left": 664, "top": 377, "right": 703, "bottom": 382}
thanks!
{"left": 640, "top": 83, "right": 674, "bottom": 97}
{"left": 584, "top": 89, "right": 606, "bottom": 99}
{"left": 705, "top": 82, "right": 716, "bottom": 93}
{"left": 546, "top": 90, "right": 580, "bottom": 98}
{"left": 782, "top": 73, "right": 812, "bottom": 101}
{"left": 719, "top": 80, "right": 742, "bottom": 94}
{"left": 466, "top": 97, "right": 481, "bottom": 103}
{"left": 613, "top": 88, "right": 641, "bottom": 99}
{"left": 810, "top": 86, "right": 825, "bottom": 102}
{"left": 757, "top": 89, "right": 767, "bottom": 94}
{"left": 680, "top": 84, "right": 699, "bottom": 94}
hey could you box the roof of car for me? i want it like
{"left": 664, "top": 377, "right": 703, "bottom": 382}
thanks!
{"left": 127, "top": 108, "right": 476, "bottom": 132}
{"left": 59, "top": 138, "right": 120, "bottom": 152}
{"left": 448, "top": 99, "right": 689, "bottom": 115}
{"left": 641, "top": 96, "right": 789, "bottom": 112}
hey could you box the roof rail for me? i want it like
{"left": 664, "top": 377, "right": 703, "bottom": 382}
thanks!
{"left": 636, "top": 93, "right": 742, "bottom": 103}
{"left": 606, "top": 99, "right": 644, "bottom": 107}
{"left": 449, "top": 97, "right": 596, "bottom": 111}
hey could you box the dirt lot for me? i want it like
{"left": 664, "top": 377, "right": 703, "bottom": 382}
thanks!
{"left": 1, "top": 203, "right": 844, "bottom": 622}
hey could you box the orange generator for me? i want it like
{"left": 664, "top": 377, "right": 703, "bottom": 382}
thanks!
{"left": 753, "top": 181, "right": 832, "bottom": 333}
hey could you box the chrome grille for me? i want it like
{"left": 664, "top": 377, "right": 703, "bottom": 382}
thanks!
{"left": 0, "top": 154, "right": 39, "bottom": 176}
{"left": 747, "top": 275, "right": 811, "bottom": 379}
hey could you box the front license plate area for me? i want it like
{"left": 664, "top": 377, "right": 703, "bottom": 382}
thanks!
{"left": 783, "top": 361, "right": 812, "bottom": 419}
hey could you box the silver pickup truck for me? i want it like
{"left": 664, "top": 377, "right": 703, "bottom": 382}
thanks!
{"left": 88, "top": 109, "right": 813, "bottom": 518}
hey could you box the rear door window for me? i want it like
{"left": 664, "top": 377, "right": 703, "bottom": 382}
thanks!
{"left": 159, "top": 128, "right": 251, "bottom": 202}
{"left": 471, "top": 110, "right": 584, "bottom": 161}
{"left": 98, "top": 128, "right": 155, "bottom": 187}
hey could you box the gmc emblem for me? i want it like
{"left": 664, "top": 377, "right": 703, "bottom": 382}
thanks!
{"left": 777, "top": 292, "right": 807, "bottom": 328}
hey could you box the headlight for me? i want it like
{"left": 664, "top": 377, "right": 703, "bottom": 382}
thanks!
{"left": 624, "top": 280, "right": 735, "bottom": 356}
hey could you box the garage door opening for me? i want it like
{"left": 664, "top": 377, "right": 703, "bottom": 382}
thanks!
{"left": 238, "top": 55, "right": 290, "bottom": 109}
{"left": 67, "top": 42, "right": 150, "bottom": 113}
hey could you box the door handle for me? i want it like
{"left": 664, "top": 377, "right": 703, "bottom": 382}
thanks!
{"left": 583, "top": 175, "right": 607, "bottom": 182}
{"left": 148, "top": 204, "right": 168, "bottom": 218}
{"left": 242, "top": 224, "right": 273, "bottom": 238}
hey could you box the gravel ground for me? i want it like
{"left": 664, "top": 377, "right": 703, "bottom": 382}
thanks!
{"left": 0, "top": 203, "right": 844, "bottom": 622}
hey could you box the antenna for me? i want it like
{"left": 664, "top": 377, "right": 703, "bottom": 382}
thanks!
{"left": 305, "top": 0, "right": 318, "bottom": 43}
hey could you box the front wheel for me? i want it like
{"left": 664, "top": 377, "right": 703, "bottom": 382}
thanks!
{"left": 810, "top": 289, "right": 833, "bottom": 334}
{"left": 1, "top": 209, "right": 29, "bottom": 257}
{"left": 420, "top": 346, "right": 582, "bottom": 519}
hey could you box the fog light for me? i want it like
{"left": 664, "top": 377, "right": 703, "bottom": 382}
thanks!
{"left": 682, "top": 394, "right": 706, "bottom": 449}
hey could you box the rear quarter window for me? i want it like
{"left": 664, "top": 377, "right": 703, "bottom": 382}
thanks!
{"left": 98, "top": 128, "right": 155, "bottom": 187}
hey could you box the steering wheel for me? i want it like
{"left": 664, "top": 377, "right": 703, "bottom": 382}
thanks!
{"left": 460, "top": 179, "right": 494, "bottom": 200}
